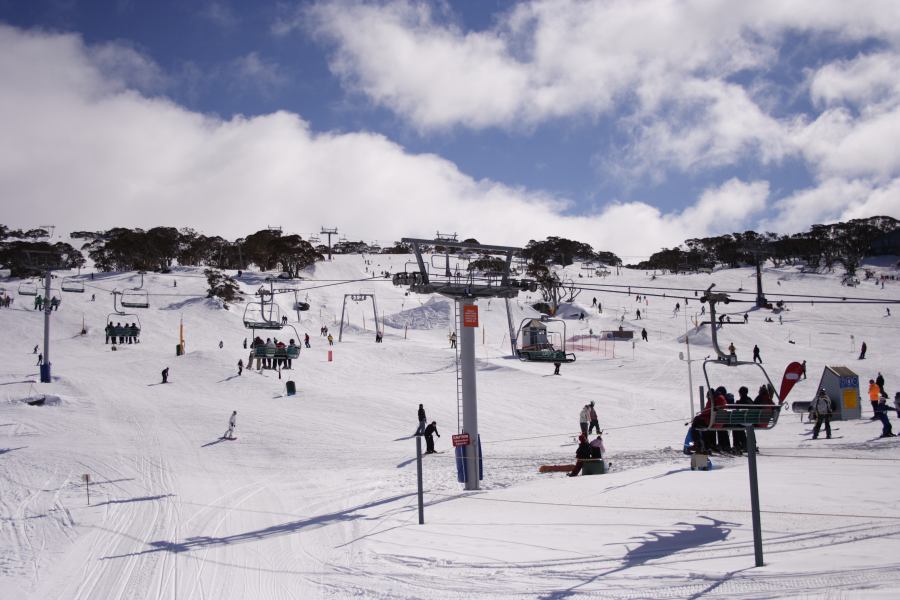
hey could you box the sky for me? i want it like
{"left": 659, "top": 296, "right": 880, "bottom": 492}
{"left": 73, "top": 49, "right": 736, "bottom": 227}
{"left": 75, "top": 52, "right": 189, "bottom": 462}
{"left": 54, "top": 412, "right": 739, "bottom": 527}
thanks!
{"left": 1, "top": 0, "right": 900, "bottom": 259}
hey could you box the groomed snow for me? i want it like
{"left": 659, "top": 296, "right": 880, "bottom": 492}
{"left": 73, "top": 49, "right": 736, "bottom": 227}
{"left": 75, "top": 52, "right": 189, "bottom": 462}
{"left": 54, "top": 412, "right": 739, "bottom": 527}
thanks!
{"left": 1, "top": 255, "right": 899, "bottom": 599}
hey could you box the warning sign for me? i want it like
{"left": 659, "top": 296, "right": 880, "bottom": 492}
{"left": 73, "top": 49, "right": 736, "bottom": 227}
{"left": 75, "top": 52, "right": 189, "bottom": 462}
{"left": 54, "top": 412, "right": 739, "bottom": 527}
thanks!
{"left": 462, "top": 305, "right": 479, "bottom": 327}
{"left": 452, "top": 433, "right": 471, "bottom": 447}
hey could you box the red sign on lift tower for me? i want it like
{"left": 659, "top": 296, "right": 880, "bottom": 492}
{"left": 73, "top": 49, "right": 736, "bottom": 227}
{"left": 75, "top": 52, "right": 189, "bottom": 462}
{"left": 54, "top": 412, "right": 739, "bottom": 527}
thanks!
{"left": 452, "top": 433, "right": 471, "bottom": 447}
{"left": 462, "top": 305, "right": 479, "bottom": 327}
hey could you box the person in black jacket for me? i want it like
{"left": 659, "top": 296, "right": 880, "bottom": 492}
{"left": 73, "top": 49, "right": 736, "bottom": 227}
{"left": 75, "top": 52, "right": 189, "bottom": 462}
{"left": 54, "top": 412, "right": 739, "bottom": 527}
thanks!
{"left": 568, "top": 435, "right": 592, "bottom": 477}
{"left": 732, "top": 386, "right": 753, "bottom": 453}
{"left": 415, "top": 404, "right": 426, "bottom": 436}
{"left": 423, "top": 421, "right": 440, "bottom": 453}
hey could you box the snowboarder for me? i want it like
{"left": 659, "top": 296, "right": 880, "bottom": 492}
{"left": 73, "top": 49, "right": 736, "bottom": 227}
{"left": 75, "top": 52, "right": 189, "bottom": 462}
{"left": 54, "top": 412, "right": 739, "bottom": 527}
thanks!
{"left": 415, "top": 403, "right": 427, "bottom": 436}
{"left": 224, "top": 411, "right": 237, "bottom": 440}
{"left": 161, "top": 367, "right": 169, "bottom": 384}
{"left": 423, "top": 421, "right": 440, "bottom": 453}
{"left": 237, "top": 359, "right": 243, "bottom": 376}
{"left": 876, "top": 372, "right": 887, "bottom": 398}
{"left": 588, "top": 402, "right": 600, "bottom": 434}
{"left": 641, "top": 328, "right": 648, "bottom": 342}
{"left": 579, "top": 404, "right": 590, "bottom": 437}
{"left": 752, "top": 345, "right": 762, "bottom": 363}
{"left": 859, "top": 341, "right": 867, "bottom": 360}
{"left": 567, "top": 435, "right": 592, "bottom": 477}
{"left": 811, "top": 388, "right": 832, "bottom": 439}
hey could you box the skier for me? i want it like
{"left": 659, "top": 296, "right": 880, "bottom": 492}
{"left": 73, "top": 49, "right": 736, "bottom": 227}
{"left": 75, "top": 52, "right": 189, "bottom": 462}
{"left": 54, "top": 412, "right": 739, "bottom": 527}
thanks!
{"left": 752, "top": 345, "right": 762, "bottom": 363}
{"left": 33, "top": 344, "right": 38, "bottom": 354}
{"left": 224, "top": 411, "right": 237, "bottom": 440}
{"left": 36, "top": 353, "right": 43, "bottom": 366}
{"left": 588, "top": 402, "right": 600, "bottom": 434}
{"left": 553, "top": 360, "right": 561, "bottom": 376}
{"left": 449, "top": 331, "right": 457, "bottom": 349}
{"left": 237, "top": 359, "right": 243, "bottom": 376}
{"left": 868, "top": 379, "right": 881, "bottom": 419}
{"left": 579, "top": 404, "right": 590, "bottom": 437}
{"left": 636, "top": 309, "right": 642, "bottom": 320}
{"left": 811, "top": 388, "right": 832, "bottom": 440}
{"left": 592, "top": 297, "right": 597, "bottom": 306}
{"left": 567, "top": 435, "right": 592, "bottom": 477}
{"left": 327, "top": 334, "right": 334, "bottom": 346}
{"left": 859, "top": 341, "right": 867, "bottom": 360}
{"left": 161, "top": 367, "right": 169, "bottom": 384}
{"left": 801, "top": 360, "right": 807, "bottom": 380}
{"left": 219, "top": 340, "right": 224, "bottom": 349}
{"left": 641, "top": 328, "right": 648, "bottom": 342}
{"left": 876, "top": 372, "right": 887, "bottom": 398}
{"left": 875, "top": 398, "right": 895, "bottom": 438}
{"left": 243, "top": 337, "right": 247, "bottom": 349}
{"left": 304, "top": 333, "right": 311, "bottom": 348}
{"left": 415, "top": 403, "right": 427, "bottom": 436}
{"left": 423, "top": 421, "right": 440, "bottom": 454}
{"left": 743, "top": 313, "right": 749, "bottom": 324}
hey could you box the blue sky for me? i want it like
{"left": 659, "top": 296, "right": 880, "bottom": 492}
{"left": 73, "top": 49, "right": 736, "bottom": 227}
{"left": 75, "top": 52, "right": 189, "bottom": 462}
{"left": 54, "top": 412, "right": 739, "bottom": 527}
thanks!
{"left": 1, "top": 1, "right": 899, "bottom": 257}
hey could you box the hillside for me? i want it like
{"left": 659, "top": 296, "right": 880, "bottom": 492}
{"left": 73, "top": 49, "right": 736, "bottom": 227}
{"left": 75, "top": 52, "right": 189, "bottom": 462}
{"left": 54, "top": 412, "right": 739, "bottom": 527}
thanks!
{"left": 1, "top": 255, "right": 899, "bottom": 599}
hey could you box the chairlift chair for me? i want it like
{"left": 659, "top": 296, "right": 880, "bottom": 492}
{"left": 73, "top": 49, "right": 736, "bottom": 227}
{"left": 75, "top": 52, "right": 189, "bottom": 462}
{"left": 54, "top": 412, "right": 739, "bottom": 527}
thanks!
{"left": 120, "top": 289, "right": 149, "bottom": 309}
{"left": 61, "top": 277, "right": 85, "bottom": 293}
{"left": 18, "top": 282, "right": 38, "bottom": 296}
{"left": 105, "top": 311, "right": 142, "bottom": 341}
{"left": 515, "top": 317, "right": 576, "bottom": 363}
{"left": 243, "top": 301, "right": 284, "bottom": 330}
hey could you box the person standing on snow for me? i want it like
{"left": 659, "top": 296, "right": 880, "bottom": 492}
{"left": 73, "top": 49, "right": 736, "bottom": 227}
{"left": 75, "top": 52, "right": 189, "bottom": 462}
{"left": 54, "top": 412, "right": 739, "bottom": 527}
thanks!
{"left": 801, "top": 360, "right": 807, "bottom": 380}
{"left": 423, "top": 421, "right": 440, "bottom": 454}
{"left": 237, "top": 359, "right": 243, "bottom": 376}
{"left": 876, "top": 372, "right": 887, "bottom": 398}
{"left": 579, "top": 404, "right": 591, "bottom": 438}
{"left": 161, "top": 367, "right": 169, "bottom": 383}
{"left": 859, "top": 341, "right": 867, "bottom": 359}
{"left": 875, "top": 398, "right": 895, "bottom": 438}
{"left": 304, "top": 333, "right": 311, "bottom": 348}
{"left": 811, "top": 388, "right": 833, "bottom": 440}
{"left": 415, "top": 404, "right": 427, "bottom": 436}
{"left": 327, "top": 334, "right": 334, "bottom": 346}
{"left": 224, "top": 411, "right": 237, "bottom": 439}
{"left": 588, "top": 402, "right": 600, "bottom": 434}
{"left": 641, "top": 328, "right": 648, "bottom": 342}
{"left": 868, "top": 379, "right": 881, "bottom": 420}
{"left": 752, "top": 345, "right": 762, "bottom": 364}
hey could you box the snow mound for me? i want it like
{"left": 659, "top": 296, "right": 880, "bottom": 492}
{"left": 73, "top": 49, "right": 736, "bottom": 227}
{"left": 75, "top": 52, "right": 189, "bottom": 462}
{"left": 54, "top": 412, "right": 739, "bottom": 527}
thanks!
{"left": 12, "top": 394, "right": 62, "bottom": 407}
{"left": 383, "top": 297, "right": 451, "bottom": 330}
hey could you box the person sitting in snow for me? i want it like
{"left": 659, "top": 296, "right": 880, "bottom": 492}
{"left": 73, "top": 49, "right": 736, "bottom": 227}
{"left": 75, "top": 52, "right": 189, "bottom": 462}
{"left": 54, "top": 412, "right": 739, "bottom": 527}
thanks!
{"left": 568, "top": 435, "right": 592, "bottom": 477}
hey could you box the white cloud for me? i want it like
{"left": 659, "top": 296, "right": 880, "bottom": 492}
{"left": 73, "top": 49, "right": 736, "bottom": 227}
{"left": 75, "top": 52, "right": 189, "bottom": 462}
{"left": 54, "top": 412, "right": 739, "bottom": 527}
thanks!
{"left": 0, "top": 23, "right": 780, "bottom": 258}
{"left": 307, "top": 0, "right": 900, "bottom": 181}
{"left": 231, "top": 52, "right": 286, "bottom": 92}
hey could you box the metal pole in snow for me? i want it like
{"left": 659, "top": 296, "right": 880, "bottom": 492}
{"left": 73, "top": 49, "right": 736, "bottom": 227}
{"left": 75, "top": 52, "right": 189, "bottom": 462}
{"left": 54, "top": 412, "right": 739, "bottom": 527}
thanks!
{"left": 415, "top": 436, "right": 424, "bottom": 524}
{"left": 41, "top": 270, "right": 52, "bottom": 383}
{"left": 746, "top": 427, "right": 764, "bottom": 567}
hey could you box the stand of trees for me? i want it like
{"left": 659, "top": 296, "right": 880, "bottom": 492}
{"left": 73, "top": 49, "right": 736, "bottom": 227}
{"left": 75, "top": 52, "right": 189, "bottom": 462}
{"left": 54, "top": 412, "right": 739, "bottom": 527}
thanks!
{"left": 633, "top": 216, "right": 899, "bottom": 276}
{"left": 0, "top": 226, "right": 85, "bottom": 277}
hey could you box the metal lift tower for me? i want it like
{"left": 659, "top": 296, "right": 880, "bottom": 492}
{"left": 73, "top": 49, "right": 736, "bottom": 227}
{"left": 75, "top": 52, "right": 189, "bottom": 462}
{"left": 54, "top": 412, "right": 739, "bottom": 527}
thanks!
{"left": 394, "top": 237, "right": 530, "bottom": 490}
{"left": 320, "top": 227, "right": 338, "bottom": 261}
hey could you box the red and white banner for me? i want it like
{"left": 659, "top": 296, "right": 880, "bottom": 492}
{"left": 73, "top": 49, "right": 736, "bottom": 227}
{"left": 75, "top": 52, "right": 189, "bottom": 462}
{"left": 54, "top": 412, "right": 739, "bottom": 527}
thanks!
{"left": 452, "top": 433, "right": 471, "bottom": 447}
{"left": 778, "top": 361, "right": 804, "bottom": 403}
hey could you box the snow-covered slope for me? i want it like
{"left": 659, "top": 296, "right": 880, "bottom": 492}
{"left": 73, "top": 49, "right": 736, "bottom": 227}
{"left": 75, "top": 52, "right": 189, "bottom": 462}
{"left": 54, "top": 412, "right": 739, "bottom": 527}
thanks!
{"left": 1, "top": 255, "right": 899, "bottom": 599}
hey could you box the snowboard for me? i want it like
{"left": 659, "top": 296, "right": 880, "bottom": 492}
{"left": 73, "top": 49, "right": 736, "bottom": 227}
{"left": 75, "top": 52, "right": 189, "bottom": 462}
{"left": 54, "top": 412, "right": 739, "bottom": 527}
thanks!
{"left": 539, "top": 464, "right": 576, "bottom": 473}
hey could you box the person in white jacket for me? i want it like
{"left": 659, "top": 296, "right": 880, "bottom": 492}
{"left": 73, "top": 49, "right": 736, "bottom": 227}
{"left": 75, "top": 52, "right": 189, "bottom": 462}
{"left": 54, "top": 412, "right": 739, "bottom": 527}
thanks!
{"left": 579, "top": 405, "right": 591, "bottom": 437}
{"left": 811, "top": 389, "right": 832, "bottom": 440}
{"left": 224, "top": 411, "right": 237, "bottom": 440}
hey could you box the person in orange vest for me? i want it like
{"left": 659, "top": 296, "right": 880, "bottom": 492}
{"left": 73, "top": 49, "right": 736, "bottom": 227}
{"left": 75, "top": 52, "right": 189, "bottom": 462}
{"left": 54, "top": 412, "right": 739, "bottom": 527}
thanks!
{"left": 868, "top": 379, "right": 881, "bottom": 420}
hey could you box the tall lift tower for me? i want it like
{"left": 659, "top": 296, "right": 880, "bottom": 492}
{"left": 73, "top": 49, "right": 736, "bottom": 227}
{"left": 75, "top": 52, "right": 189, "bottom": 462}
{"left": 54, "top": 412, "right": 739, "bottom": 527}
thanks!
{"left": 320, "top": 227, "right": 338, "bottom": 261}
{"left": 394, "top": 237, "right": 531, "bottom": 490}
